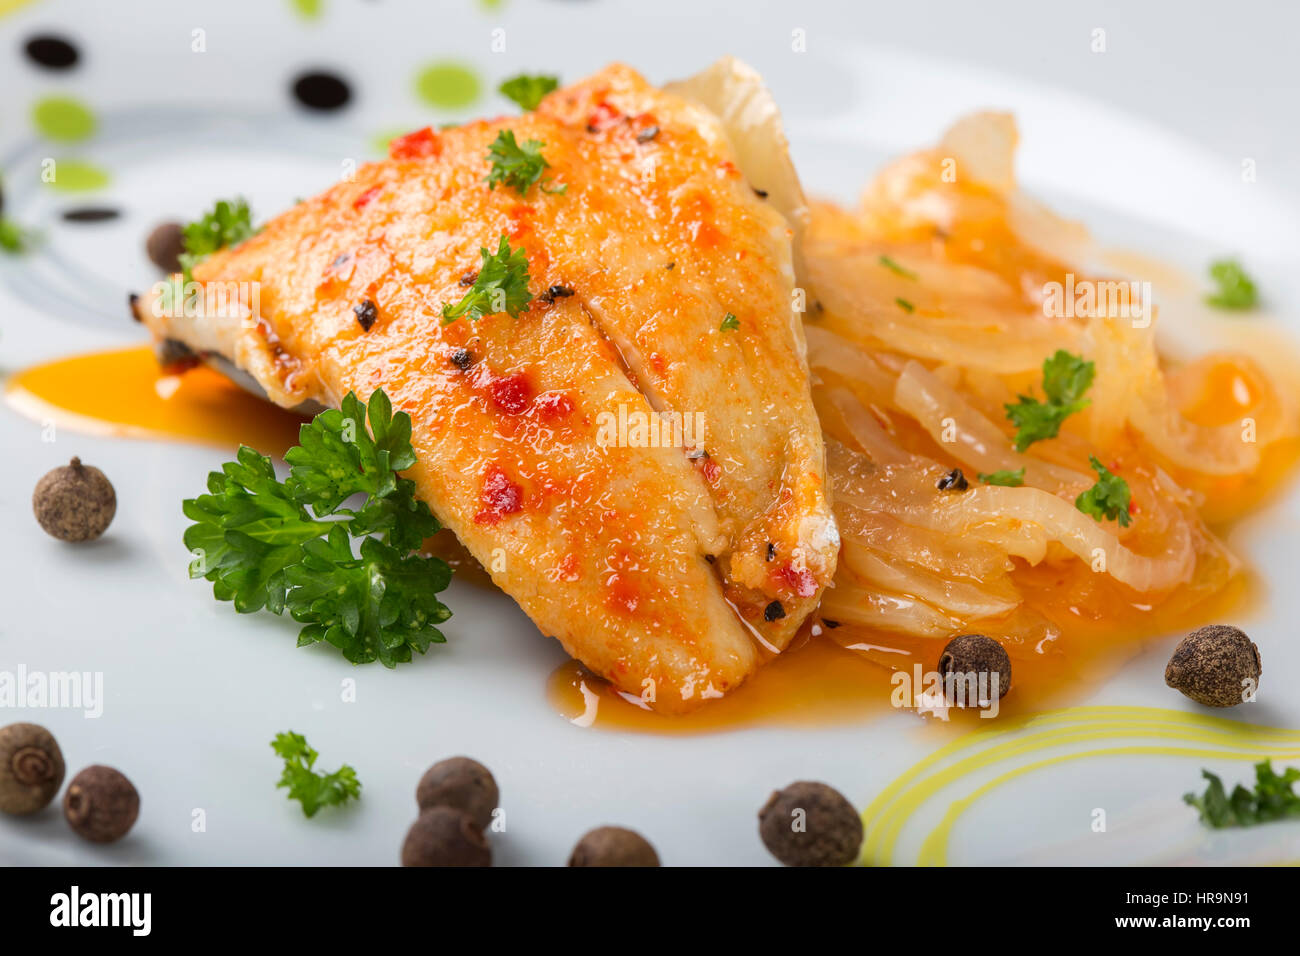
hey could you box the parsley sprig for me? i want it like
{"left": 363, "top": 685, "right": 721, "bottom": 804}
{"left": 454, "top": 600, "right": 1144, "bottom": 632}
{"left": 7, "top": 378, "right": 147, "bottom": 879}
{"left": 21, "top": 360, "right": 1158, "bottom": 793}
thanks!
{"left": 485, "top": 130, "right": 565, "bottom": 196}
{"left": 179, "top": 197, "right": 258, "bottom": 282}
{"left": 1005, "top": 349, "right": 1095, "bottom": 452}
{"left": 441, "top": 235, "right": 534, "bottom": 325}
{"left": 1075, "top": 455, "right": 1132, "bottom": 527}
{"left": 499, "top": 73, "right": 559, "bottom": 111}
{"left": 272, "top": 732, "right": 361, "bottom": 817}
{"left": 1184, "top": 760, "right": 1300, "bottom": 828}
{"left": 1205, "top": 258, "right": 1258, "bottom": 311}
{"left": 182, "top": 389, "right": 451, "bottom": 667}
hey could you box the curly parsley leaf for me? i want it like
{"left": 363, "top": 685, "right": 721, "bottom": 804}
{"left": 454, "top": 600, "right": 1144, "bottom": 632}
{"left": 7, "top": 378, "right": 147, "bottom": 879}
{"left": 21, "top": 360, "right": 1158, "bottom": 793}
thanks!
{"left": 485, "top": 130, "right": 563, "bottom": 197}
{"left": 499, "top": 73, "right": 559, "bottom": 111}
{"left": 1075, "top": 455, "right": 1132, "bottom": 527}
{"left": 1205, "top": 258, "right": 1258, "bottom": 311}
{"left": 179, "top": 197, "right": 258, "bottom": 282}
{"left": 977, "top": 468, "right": 1025, "bottom": 487}
{"left": 1005, "top": 349, "right": 1095, "bottom": 451}
{"left": 272, "top": 731, "right": 361, "bottom": 818}
{"left": 1184, "top": 760, "right": 1300, "bottom": 828}
{"left": 441, "top": 235, "right": 534, "bottom": 324}
{"left": 720, "top": 312, "right": 740, "bottom": 331}
{"left": 183, "top": 389, "right": 451, "bottom": 666}
{"left": 287, "top": 532, "right": 450, "bottom": 666}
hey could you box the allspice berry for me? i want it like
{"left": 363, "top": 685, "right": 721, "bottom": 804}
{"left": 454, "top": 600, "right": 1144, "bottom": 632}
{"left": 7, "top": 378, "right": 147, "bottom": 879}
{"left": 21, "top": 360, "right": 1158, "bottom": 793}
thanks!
{"left": 32, "top": 457, "right": 116, "bottom": 542}
{"left": 938, "top": 633, "right": 1011, "bottom": 702}
{"left": 401, "top": 806, "right": 491, "bottom": 867}
{"left": 568, "top": 826, "right": 660, "bottom": 867}
{"left": 1165, "top": 625, "right": 1261, "bottom": 708}
{"left": 146, "top": 221, "right": 185, "bottom": 273}
{"left": 758, "top": 781, "right": 862, "bottom": 867}
{"left": 0, "top": 723, "right": 65, "bottom": 815}
{"left": 416, "top": 756, "right": 498, "bottom": 831}
{"left": 63, "top": 765, "right": 139, "bottom": 843}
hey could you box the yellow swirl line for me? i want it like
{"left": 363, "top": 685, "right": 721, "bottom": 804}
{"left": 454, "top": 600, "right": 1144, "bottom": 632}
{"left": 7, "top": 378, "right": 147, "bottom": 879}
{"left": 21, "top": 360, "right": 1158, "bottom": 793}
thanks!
{"left": 860, "top": 706, "right": 1300, "bottom": 866}
{"left": 0, "top": 0, "right": 40, "bottom": 17}
{"left": 917, "top": 744, "right": 1300, "bottom": 866}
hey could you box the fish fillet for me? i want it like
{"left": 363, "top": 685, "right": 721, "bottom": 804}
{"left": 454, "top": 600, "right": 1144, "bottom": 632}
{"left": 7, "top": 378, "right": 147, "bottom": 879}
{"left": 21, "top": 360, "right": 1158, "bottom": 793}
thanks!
{"left": 137, "top": 61, "right": 837, "bottom": 712}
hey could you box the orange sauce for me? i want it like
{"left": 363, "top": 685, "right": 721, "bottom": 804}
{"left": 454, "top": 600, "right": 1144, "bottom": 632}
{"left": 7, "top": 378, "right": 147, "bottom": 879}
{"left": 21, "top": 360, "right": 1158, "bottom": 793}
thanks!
{"left": 548, "top": 630, "right": 894, "bottom": 734}
{"left": 548, "top": 572, "right": 1258, "bottom": 734}
{"left": 4, "top": 345, "right": 305, "bottom": 454}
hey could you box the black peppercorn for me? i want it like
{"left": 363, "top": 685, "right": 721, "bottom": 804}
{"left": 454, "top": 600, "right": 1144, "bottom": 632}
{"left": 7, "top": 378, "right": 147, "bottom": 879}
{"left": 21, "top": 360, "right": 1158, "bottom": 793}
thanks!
{"left": 1165, "top": 625, "right": 1261, "bottom": 707}
{"left": 937, "top": 468, "right": 968, "bottom": 491}
{"left": 568, "top": 826, "right": 660, "bottom": 867}
{"left": 63, "top": 765, "right": 139, "bottom": 843}
{"left": 449, "top": 348, "right": 474, "bottom": 371}
{"left": 401, "top": 806, "right": 491, "bottom": 867}
{"left": 32, "top": 457, "right": 116, "bottom": 542}
{"left": 0, "top": 723, "right": 65, "bottom": 816}
{"left": 145, "top": 221, "right": 185, "bottom": 273}
{"left": 938, "top": 633, "right": 1011, "bottom": 702}
{"left": 764, "top": 601, "right": 785, "bottom": 622}
{"left": 539, "top": 284, "right": 575, "bottom": 304}
{"left": 353, "top": 299, "right": 378, "bottom": 332}
{"left": 415, "top": 756, "right": 499, "bottom": 831}
{"left": 758, "top": 781, "right": 862, "bottom": 867}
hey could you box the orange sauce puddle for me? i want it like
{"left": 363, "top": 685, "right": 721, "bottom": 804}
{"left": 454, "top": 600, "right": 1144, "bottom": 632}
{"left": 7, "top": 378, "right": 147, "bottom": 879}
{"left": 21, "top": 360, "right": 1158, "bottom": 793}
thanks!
{"left": 4, "top": 344, "right": 305, "bottom": 454}
{"left": 547, "top": 570, "right": 1256, "bottom": 735}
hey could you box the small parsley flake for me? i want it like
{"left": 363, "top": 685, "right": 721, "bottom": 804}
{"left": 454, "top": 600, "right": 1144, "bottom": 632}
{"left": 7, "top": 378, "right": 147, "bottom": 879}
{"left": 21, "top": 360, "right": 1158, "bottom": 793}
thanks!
{"left": 441, "top": 235, "right": 534, "bottom": 325}
{"left": 485, "top": 130, "right": 562, "bottom": 197}
{"left": 272, "top": 732, "right": 361, "bottom": 818}
{"left": 879, "top": 255, "right": 917, "bottom": 280}
{"left": 498, "top": 74, "right": 559, "bottom": 111}
{"left": 1205, "top": 258, "right": 1258, "bottom": 310}
{"left": 977, "top": 468, "right": 1025, "bottom": 487}
{"left": 1075, "top": 455, "right": 1132, "bottom": 527}
{"left": 1005, "top": 349, "right": 1095, "bottom": 452}
{"left": 178, "top": 197, "right": 257, "bottom": 283}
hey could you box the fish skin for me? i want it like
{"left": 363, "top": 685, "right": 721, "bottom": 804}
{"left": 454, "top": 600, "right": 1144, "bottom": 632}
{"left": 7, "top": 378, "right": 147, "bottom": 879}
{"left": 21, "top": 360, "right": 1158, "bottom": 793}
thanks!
{"left": 139, "top": 63, "right": 836, "bottom": 711}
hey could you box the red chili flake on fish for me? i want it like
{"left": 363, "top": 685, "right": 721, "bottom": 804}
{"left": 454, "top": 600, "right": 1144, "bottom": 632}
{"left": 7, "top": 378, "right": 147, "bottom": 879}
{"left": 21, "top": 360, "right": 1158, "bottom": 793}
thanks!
{"left": 475, "top": 465, "right": 523, "bottom": 524}
{"left": 352, "top": 186, "right": 381, "bottom": 209}
{"left": 776, "top": 563, "right": 818, "bottom": 598}
{"left": 488, "top": 372, "right": 532, "bottom": 414}
{"left": 586, "top": 102, "right": 621, "bottom": 133}
{"left": 535, "top": 391, "right": 574, "bottom": 421}
{"left": 389, "top": 127, "right": 441, "bottom": 160}
{"left": 605, "top": 573, "right": 640, "bottom": 614}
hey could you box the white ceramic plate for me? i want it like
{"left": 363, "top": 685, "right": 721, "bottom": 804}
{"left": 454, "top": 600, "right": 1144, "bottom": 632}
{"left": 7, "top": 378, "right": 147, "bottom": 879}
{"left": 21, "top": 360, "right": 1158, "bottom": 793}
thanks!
{"left": 2, "top": 0, "right": 1299, "bottom": 866}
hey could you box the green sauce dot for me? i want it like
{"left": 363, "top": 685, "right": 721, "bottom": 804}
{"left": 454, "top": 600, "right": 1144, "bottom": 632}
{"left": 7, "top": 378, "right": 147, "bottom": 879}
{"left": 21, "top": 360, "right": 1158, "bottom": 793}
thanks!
{"left": 44, "top": 160, "right": 110, "bottom": 193}
{"left": 415, "top": 63, "right": 481, "bottom": 110}
{"left": 290, "top": 0, "right": 324, "bottom": 19}
{"left": 32, "top": 97, "right": 97, "bottom": 143}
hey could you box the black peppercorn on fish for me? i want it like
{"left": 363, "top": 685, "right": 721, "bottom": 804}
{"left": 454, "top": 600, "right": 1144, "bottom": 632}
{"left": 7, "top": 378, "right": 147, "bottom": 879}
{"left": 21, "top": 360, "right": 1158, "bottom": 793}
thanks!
{"left": 136, "top": 59, "right": 838, "bottom": 712}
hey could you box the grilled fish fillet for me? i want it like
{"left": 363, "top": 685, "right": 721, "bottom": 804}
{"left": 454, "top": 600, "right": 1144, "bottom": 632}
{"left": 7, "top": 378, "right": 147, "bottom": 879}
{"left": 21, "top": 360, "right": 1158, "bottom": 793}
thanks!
{"left": 138, "top": 60, "right": 837, "bottom": 712}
